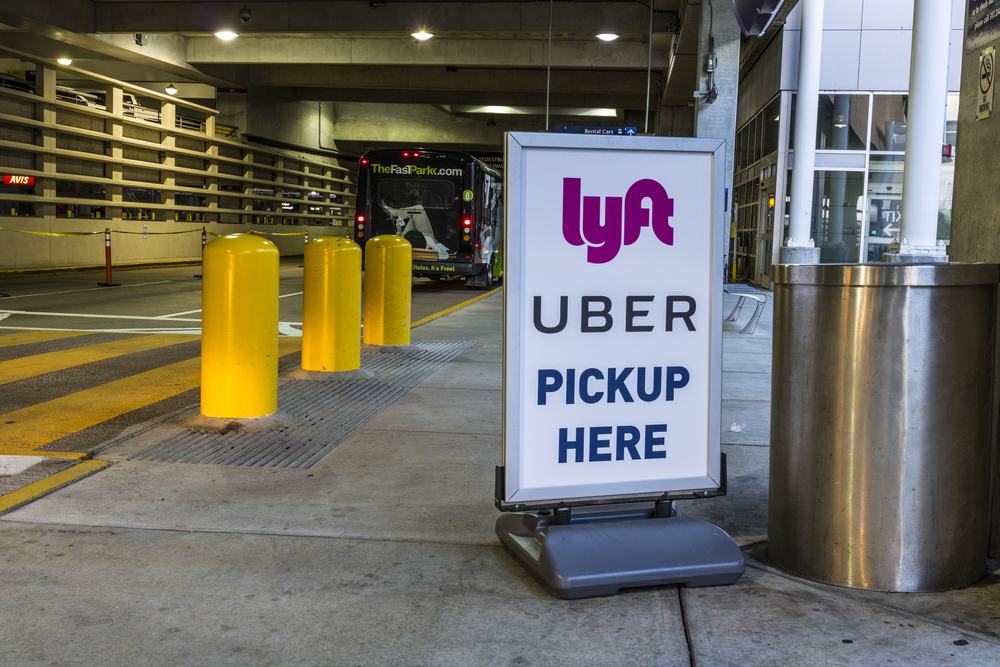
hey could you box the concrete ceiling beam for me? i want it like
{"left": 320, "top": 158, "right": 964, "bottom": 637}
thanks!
{"left": 95, "top": 1, "right": 677, "bottom": 35}
{"left": 256, "top": 86, "right": 651, "bottom": 109}
{"left": 185, "top": 36, "right": 670, "bottom": 69}
{"left": 200, "top": 64, "right": 651, "bottom": 94}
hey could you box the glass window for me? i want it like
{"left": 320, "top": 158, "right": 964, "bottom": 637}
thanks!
{"left": 865, "top": 154, "right": 954, "bottom": 261}
{"left": 753, "top": 112, "right": 764, "bottom": 162}
{"left": 865, "top": 155, "right": 903, "bottom": 262}
{"left": 735, "top": 127, "right": 745, "bottom": 171}
{"left": 788, "top": 94, "right": 796, "bottom": 150}
{"left": 870, "top": 95, "right": 907, "bottom": 151}
{"left": 816, "top": 94, "right": 868, "bottom": 151}
{"left": 811, "top": 170, "right": 865, "bottom": 263}
{"left": 376, "top": 179, "right": 455, "bottom": 210}
{"left": 763, "top": 98, "right": 781, "bottom": 156}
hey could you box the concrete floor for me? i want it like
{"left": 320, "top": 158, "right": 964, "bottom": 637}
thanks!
{"left": 1, "top": 277, "right": 999, "bottom": 666}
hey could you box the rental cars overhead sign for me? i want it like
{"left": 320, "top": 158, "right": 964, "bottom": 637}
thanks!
{"left": 501, "top": 132, "right": 726, "bottom": 505}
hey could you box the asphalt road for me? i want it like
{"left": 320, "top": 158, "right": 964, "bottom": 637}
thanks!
{"left": 0, "top": 259, "right": 487, "bottom": 334}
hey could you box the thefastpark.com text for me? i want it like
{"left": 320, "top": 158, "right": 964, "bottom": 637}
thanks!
{"left": 370, "top": 164, "right": 463, "bottom": 176}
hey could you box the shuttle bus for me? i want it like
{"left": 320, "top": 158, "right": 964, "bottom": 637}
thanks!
{"left": 354, "top": 148, "right": 502, "bottom": 289}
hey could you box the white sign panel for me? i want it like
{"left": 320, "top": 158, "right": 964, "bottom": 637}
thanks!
{"left": 979, "top": 45, "right": 995, "bottom": 121}
{"left": 502, "top": 133, "right": 725, "bottom": 505}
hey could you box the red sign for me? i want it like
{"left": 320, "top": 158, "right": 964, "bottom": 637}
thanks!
{"left": 3, "top": 175, "right": 34, "bottom": 185}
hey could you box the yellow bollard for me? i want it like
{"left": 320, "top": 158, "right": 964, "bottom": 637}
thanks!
{"left": 363, "top": 235, "right": 412, "bottom": 346}
{"left": 201, "top": 233, "right": 280, "bottom": 418}
{"left": 302, "top": 237, "right": 362, "bottom": 372}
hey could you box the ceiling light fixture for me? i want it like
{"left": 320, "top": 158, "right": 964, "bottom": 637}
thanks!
{"left": 165, "top": 83, "right": 178, "bottom": 95}
{"left": 57, "top": 58, "right": 72, "bottom": 66}
{"left": 215, "top": 31, "right": 239, "bottom": 40}
{"left": 412, "top": 31, "right": 434, "bottom": 41}
{"left": 596, "top": 33, "right": 620, "bottom": 41}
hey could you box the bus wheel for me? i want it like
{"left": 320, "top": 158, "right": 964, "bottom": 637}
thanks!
{"left": 482, "top": 259, "right": 494, "bottom": 290}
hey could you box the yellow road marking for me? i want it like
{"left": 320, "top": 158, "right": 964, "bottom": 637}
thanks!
{"left": 0, "top": 334, "right": 200, "bottom": 385}
{"left": 0, "top": 357, "right": 202, "bottom": 456}
{"left": 0, "top": 337, "right": 303, "bottom": 458}
{"left": 410, "top": 286, "right": 503, "bottom": 328}
{"left": 0, "top": 460, "right": 110, "bottom": 514}
{"left": 0, "top": 330, "right": 93, "bottom": 348}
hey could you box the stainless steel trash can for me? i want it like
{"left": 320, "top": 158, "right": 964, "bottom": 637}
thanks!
{"left": 769, "top": 263, "right": 999, "bottom": 592}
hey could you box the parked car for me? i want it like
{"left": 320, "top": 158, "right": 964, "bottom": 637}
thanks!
{"left": 55, "top": 85, "right": 104, "bottom": 108}
{"left": 122, "top": 92, "right": 160, "bottom": 122}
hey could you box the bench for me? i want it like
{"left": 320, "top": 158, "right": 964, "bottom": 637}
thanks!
{"left": 723, "top": 284, "right": 767, "bottom": 335}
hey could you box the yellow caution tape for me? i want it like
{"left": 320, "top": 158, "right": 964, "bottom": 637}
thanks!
{"left": 113, "top": 229, "right": 206, "bottom": 235}
{"left": 0, "top": 226, "right": 102, "bottom": 237}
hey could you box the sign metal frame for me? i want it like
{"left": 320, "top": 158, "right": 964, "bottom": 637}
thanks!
{"left": 499, "top": 132, "right": 727, "bottom": 511}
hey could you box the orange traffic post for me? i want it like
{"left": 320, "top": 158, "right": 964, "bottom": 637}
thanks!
{"left": 363, "top": 235, "right": 412, "bottom": 346}
{"left": 201, "top": 233, "right": 280, "bottom": 418}
{"left": 301, "top": 237, "right": 362, "bottom": 372}
{"left": 97, "top": 228, "right": 120, "bottom": 287}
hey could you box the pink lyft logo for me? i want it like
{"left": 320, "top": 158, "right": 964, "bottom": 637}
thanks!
{"left": 562, "top": 178, "right": 675, "bottom": 264}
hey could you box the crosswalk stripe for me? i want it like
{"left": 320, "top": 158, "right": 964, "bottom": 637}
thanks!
{"left": 0, "top": 460, "right": 111, "bottom": 514}
{"left": 0, "top": 330, "right": 94, "bottom": 348}
{"left": 0, "top": 337, "right": 303, "bottom": 458}
{"left": 0, "top": 334, "right": 200, "bottom": 385}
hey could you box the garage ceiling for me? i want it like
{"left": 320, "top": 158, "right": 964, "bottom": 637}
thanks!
{"left": 0, "top": 0, "right": 706, "bottom": 138}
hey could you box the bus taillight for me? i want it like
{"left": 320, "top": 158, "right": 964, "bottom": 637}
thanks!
{"left": 357, "top": 215, "right": 365, "bottom": 223}
{"left": 463, "top": 218, "right": 472, "bottom": 226}
{"left": 361, "top": 159, "right": 368, "bottom": 165}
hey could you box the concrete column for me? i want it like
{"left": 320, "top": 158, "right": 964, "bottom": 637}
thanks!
{"left": 780, "top": 0, "right": 824, "bottom": 265}
{"left": 160, "top": 100, "right": 176, "bottom": 220}
{"left": 887, "top": 0, "right": 952, "bottom": 262}
{"left": 204, "top": 115, "right": 218, "bottom": 223}
{"left": 824, "top": 95, "right": 851, "bottom": 261}
{"left": 243, "top": 149, "right": 254, "bottom": 224}
{"left": 694, "top": 0, "right": 740, "bottom": 228}
{"left": 34, "top": 66, "right": 57, "bottom": 222}
{"left": 104, "top": 85, "right": 124, "bottom": 224}
{"left": 273, "top": 157, "right": 284, "bottom": 224}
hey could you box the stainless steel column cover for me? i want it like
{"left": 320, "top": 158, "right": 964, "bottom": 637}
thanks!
{"left": 769, "top": 263, "right": 1000, "bottom": 592}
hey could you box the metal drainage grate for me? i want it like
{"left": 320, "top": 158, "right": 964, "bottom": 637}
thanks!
{"left": 129, "top": 340, "right": 475, "bottom": 469}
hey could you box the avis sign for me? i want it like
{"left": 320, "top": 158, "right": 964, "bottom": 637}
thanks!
{"left": 502, "top": 133, "right": 725, "bottom": 504}
{"left": 3, "top": 175, "right": 34, "bottom": 185}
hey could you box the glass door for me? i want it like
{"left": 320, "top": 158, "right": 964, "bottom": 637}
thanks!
{"left": 754, "top": 178, "right": 776, "bottom": 288}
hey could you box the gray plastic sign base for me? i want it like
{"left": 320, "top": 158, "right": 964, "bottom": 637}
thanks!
{"left": 496, "top": 510, "right": 745, "bottom": 599}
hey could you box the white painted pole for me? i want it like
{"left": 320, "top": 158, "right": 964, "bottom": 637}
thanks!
{"left": 786, "top": 0, "right": 824, "bottom": 249}
{"left": 898, "top": 0, "right": 953, "bottom": 255}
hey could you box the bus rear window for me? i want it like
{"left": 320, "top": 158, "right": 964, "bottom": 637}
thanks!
{"left": 377, "top": 180, "right": 456, "bottom": 210}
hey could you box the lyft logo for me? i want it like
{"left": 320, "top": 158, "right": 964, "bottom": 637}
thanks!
{"left": 562, "top": 178, "right": 675, "bottom": 263}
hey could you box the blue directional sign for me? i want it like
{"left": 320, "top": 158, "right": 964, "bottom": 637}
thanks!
{"left": 554, "top": 126, "right": 637, "bottom": 136}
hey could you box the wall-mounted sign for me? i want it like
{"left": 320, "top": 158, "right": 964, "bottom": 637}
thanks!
{"left": 979, "top": 45, "right": 995, "bottom": 121}
{"left": 968, "top": 1, "right": 1000, "bottom": 54}
{"left": 501, "top": 132, "right": 725, "bottom": 506}
{"left": 3, "top": 175, "right": 34, "bottom": 185}
{"left": 555, "top": 126, "right": 637, "bottom": 136}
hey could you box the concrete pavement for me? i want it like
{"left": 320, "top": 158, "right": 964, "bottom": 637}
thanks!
{"left": 1, "top": 285, "right": 999, "bottom": 665}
